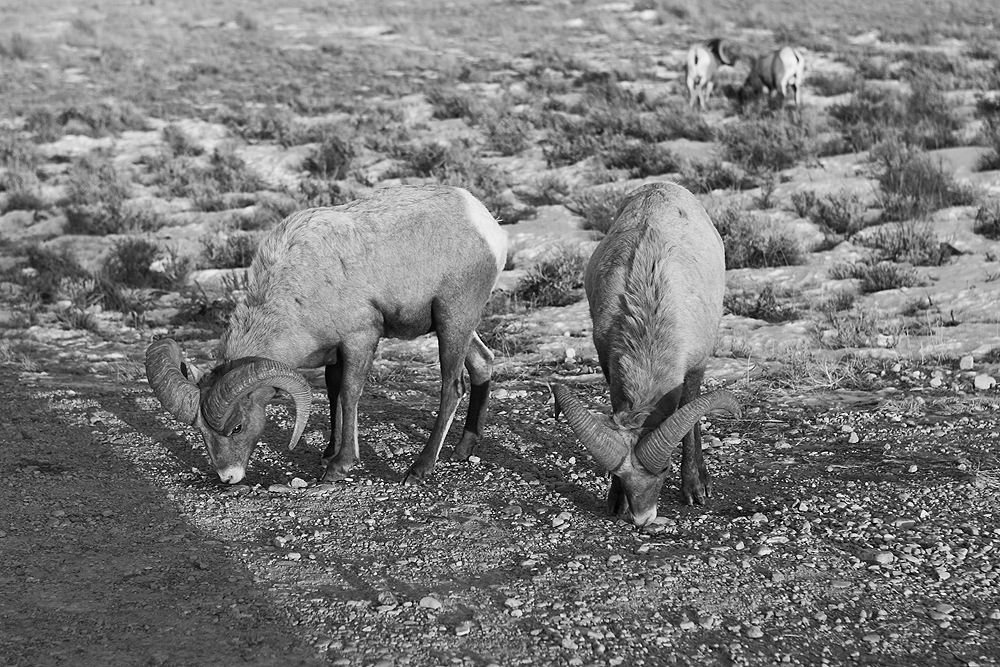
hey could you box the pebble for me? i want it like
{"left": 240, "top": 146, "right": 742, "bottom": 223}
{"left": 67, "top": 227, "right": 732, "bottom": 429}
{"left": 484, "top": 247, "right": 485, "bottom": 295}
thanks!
{"left": 504, "top": 597, "right": 523, "bottom": 609}
{"left": 848, "top": 432, "right": 860, "bottom": 444}
{"left": 862, "top": 633, "right": 881, "bottom": 643}
{"left": 860, "top": 549, "right": 894, "bottom": 565}
{"left": 455, "top": 621, "right": 474, "bottom": 636}
{"left": 744, "top": 626, "right": 764, "bottom": 638}
{"left": 285, "top": 552, "right": 301, "bottom": 561}
{"left": 289, "top": 477, "right": 308, "bottom": 489}
{"left": 752, "top": 545, "right": 773, "bottom": 557}
{"left": 960, "top": 355, "right": 974, "bottom": 371}
{"left": 268, "top": 484, "right": 293, "bottom": 494}
{"left": 933, "top": 602, "right": 955, "bottom": 614}
{"left": 419, "top": 596, "right": 442, "bottom": 610}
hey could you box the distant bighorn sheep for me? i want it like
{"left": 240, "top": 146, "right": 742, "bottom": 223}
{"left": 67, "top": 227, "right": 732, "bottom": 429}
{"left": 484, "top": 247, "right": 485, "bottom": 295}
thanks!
{"left": 146, "top": 185, "right": 508, "bottom": 486}
{"left": 740, "top": 46, "right": 806, "bottom": 106}
{"left": 685, "top": 38, "right": 737, "bottom": 110}
{"left": 552, "top": 182, "right": 740, "bottom": 527}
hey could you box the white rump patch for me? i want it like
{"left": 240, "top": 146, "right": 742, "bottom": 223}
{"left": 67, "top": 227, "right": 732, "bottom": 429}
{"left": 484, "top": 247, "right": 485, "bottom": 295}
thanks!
{"left": 460, "top": 188, "right": 508, "bottom": 275}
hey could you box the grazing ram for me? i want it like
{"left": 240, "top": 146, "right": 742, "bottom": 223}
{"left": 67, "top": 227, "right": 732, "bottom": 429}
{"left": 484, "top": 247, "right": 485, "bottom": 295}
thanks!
{"left": 146, "top": 184, "right": 508, "bottom": 486}
{"left": 552, "top": 182, "right": 740, "bottom": 527}
{"left": 739, "top": 46, "right": 806, "bottom": 107}
{"left": 685, "top": 38, "right": 737, "bottom": 110}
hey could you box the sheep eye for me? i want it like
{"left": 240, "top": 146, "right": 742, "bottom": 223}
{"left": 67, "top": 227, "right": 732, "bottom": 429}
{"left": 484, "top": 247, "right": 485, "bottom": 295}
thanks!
{"left": 230, "top": 424, "right": 243, "bottom": 435}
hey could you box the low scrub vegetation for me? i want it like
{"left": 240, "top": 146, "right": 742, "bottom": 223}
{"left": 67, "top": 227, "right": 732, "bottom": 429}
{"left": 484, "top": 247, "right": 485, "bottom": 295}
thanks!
{"left": 867, "top": 140, "right": 977, "bottom": 221}
{"left": 829, "top": 258, "right": 919, "bottom": 293}
{"left": 859, "top": 221, "right": 951, "bottom": 266}
{"left": 302, "top": 128, "right": 357, "bottom": 180}
{"left": 816, "top": 306, "right": 901, "bottom": 349}
{"left": 712, "top": 204, "right": 804, "bottom": 269}
{"left": 513, "top": 248, "right": 588, "bottom": 308}
{"left": 680, "top": 160, "right": 756, "bottom": 194}
{"left": 102, "top": 237, "right": 189, "bottom": 289}
{"left": 62, "top": 153, "right": 164, "bottom": 234}
{"left": 973, "top": 199, "right": 1000, "bottom": 239}
{"left": 200, "top": 231, "right": 261, "bottom": 269}
{"left": 718, "top": 114, "right": 816, "bottom": 174}
{"left": 829, "top": 80, "right": 963, "bottom": 152}
{"left": 565, "top": 184, "right": 631, "bottom": 235}
{"left": 724, "top": 283, "right": 799, "bottom": 322}
{"left": 807, "top": 190, "right": 869, "bottom": 237}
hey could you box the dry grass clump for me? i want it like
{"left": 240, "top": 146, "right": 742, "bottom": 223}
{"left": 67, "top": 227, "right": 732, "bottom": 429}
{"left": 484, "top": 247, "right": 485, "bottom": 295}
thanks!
{"left": 146, "top": 145, "right": 265, "bottom": 212}
{"left": 975, "top": 95, "right": 1000, "bottom": 171}
{"left": 102, "top": 237, "right": 189, "bottom": 289}
{"left": 199, "top": 231, "right": 261, "bottom": 269}
{"left": 806, "top": 190, "right": 870, "bottom": 237}
{"left": 859, "top": 221, "right": 952, "bottom": 266}
{"left": 63, "top": 153, "right": 166, "bottom": 235}
{"left": 816, "top": 306, "right": 902, "bottom": 349}
{"left": 24, "top": 101, "right": 148, "bottom": 142}
{"left": 302, "top": 127, "right": 357, "bottom": 180}
{"left": 680, "top": 160, "right": 756, "bottom": 194}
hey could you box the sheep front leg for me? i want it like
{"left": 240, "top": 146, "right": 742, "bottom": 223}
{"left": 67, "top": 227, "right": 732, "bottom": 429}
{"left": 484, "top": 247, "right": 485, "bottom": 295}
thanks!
{"left": 402, "top": 334, "right": 467, "bottom": 484}
{"left": 679, "top": 368, "right": 711, "bottom": 505}
{"left": 450, "top": 333, "right": 493, "bottom": 461}
{"left": 321, "top": 341, "right": 376, "bottom": 483}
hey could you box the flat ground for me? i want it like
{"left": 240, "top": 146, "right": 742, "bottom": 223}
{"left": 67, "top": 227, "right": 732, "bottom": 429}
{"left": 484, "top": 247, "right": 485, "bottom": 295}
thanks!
{"left": 1, "top": 1, "right": 999, "bottom": 666}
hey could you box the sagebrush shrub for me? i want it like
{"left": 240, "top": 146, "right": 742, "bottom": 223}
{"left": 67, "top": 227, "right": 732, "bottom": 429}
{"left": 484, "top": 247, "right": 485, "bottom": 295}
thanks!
{"left": 828, "top": 259, "right": 918, "bottom": 293}
{"left": 200, "top": 231, "right": 260, "bottom": 269}
{"left": 565, "top": 184, "right": 631, "bottom": 235}
{"left": 719, "top": 115, "right": 815, "bottom": 173}
{"left": 102, "top": 237, "right": 188, "bottom": 289}
{"left": 868, "top": 139, "right": 977, "bottom": 221}
{"left": 513, "top": 249, "right": 588, "bottom": 308}
{"left": 63, "top": 153, "right": 133, "bottom": 234}
{"left": 680, "top": 160, "right": 755, "bottom": 194}
{"left": 810, "top": 190, "right": 868, "bottom": 236}
{"left": 724, "top": 284, "right": 799, "bottom": 322}
{"left": 712, "top": 204, "right": 804, "bottom": 269}
{"left": 303, "top": 129, "right": 356, "bottom": 180}
{"left": 973, "top": 199, "right": 1000, "bottom": 239}
{"left": 860, "top": 221, "right": 950, "bottom": 266}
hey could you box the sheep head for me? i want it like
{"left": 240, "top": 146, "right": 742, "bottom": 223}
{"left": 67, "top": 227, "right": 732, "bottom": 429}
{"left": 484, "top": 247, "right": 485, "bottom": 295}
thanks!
{"left": 553, "top": 384, "right": 740, "bottom": 527}
{"left": 144, "top": 338, "right": 312, "bottom": 484}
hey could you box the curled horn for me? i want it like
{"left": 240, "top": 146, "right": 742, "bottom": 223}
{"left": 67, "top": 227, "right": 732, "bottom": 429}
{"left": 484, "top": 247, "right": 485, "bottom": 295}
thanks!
{"left": 717, "top": 39, "right": 737, "bottom": 66}
{"left": 145, "top": 338, "right": 201, "bottom": 425}
{"left": 552, "top": 384, "right": 630, "bottom": 472}
{"left": 633, "top": 390, "right": 741, "bottom": 474}
{"left": 204, "top": 360, "right": 313, "bottom": 450}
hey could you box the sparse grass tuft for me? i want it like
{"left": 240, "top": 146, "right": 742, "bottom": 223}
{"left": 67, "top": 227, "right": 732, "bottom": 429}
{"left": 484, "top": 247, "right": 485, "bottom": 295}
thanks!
{"left": 712, "top": 203, "right": 804, "bottom": 269}
{"left": 808, "top": 71, "right": 859, "bottom": 97}
{"left": 513, "top": 248, "right": 588, "bottom": 308}
{"left": 481, "top": 110, "right": 530, "bottom": 156}
{"left": 426, "top": 86, "right": 481, "bottom": 121}
{"left": 790, "top": 190, "right": 818, "bottom": 218}
{"left": 63, "top": 153, "right": 134, "bottom": 234}
{"left": 817, "top": 307, "right": 901, "bottom": 349}
{"left": 15, "top": 244, "right": 90, "bottom": 303}
{"left": 162, "top": 124, "right": 203, "bottom": 157}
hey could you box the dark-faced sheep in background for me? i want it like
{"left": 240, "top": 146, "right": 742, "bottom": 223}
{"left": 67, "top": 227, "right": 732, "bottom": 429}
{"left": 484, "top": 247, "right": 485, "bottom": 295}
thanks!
{"left": 553, "top": 182, "right": 740, "bottom": 527}
{"left": 146, "top": 184, "right": 508, "bottom": 486}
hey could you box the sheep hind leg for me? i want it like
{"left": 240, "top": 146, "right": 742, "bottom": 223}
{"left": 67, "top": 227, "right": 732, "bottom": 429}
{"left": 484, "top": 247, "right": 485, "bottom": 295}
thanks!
{"left": 321, "top": 339, "right": 376, "bottom": 483}
{"left": 320, "top": 358, "right": 344, "bottom": 468}
{"left": 403, "top": 329, "right": 470, "bottom": 484}
{"left": 450, "top": 332, "right": 494, "bottom": 461}
{"left": 679, "top": 367, "right": 711, "bottom": 505}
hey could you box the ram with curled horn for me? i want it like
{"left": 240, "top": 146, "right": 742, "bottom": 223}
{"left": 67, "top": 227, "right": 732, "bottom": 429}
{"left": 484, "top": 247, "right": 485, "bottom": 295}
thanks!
{"left": 738, "top": 45, "right": 806, "bottom": 107}
{"left": 684, "top": 38, "right": 737, "bottom": 110}
{"left": 552, "top": 182, "right": 740, "bottom": 527}
{"left": 146, "top": 184, "right": 507, "bottom": 486}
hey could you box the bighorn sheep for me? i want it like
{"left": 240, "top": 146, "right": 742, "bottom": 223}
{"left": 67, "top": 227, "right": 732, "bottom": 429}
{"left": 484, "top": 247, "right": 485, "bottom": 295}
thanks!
{"left": 740, "top": 46, "right": 806, "bottom": 106}
{"left": 685, "top": 38, "right": 737, "bottom": 110}
{"left": 145, "top": 185, "right": 508, "bottom": 486}
{"left": 552, "top": 182, "right": 740, "bottom": 527}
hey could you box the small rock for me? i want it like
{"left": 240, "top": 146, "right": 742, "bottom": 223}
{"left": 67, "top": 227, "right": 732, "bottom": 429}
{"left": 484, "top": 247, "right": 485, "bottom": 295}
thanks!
{"left": 848, "top": 432, "right": 860, "bottom": 444}
{"left": 419, "top": 596, "right": 442, "bottom": 610}
{"left": 455, "top": 621, "right": 474, "bottom": 636}
{"left": 750, "top": 513, "right": 768, "bottom": 524}
{"left": 862, "top": 633, "right": 881, "bottom": 643}
{"left": 988, "top": 609, "right": 1000, "bottom": 620}
{"left": 860, "top": 549, "right": 894, "bottom": 566}
{"left": 504, "top": 597, "right": 523, "bottom": 609}
{"left": 959, "top": 355, "right": 974, "bottom": 371}
{"left": 933, "top": 602, "right": 955, "bottom": 615}
{"left": 377, "top": 591, "right": 398, "bottom": 607}
{"left": 285, "top": 552, "right": 302, "bottom": 561}
{"left": 934, "top": 567, "right": 951, "bottom": 581}
{"left": 831, "top": 580, "right": 851, "bottom": 589}
{"left": 561, "top": 637, "right": 578, "bottom": 650}
{"left": 907, "top": 465, "right": 918, "bottom": 473}
{"left": 678, "top": 619, "right": 697, "bottom": 630}
{"left": 744, "top": 626, "right": 764, "bottom": 638}
{"left": 268, "top": 483, "right": 294, "bottom": 494}
{"left": 289, "top": 477, "right": 308, "bottom": 489}
{"left": 753, "top": 545, "right": 773, "bottom": 557}
{"left": 974, "top": 374, "right": 996, "bottom": 391}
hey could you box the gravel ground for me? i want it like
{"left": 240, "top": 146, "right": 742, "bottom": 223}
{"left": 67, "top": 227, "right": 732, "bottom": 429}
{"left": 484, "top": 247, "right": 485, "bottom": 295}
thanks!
{"left": 2, "top": 353, "right": 998, "bottom": 667}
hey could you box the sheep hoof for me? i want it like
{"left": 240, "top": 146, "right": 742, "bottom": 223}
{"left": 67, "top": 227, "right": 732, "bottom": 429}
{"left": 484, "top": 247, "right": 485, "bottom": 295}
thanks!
{"left": 402, "top": 465, "right": 432, "bottom": 485}
{"left": 449, "top": 435, "right": 479, "bottom": 461}
{"left": 320, "top": 464, "right": 353, "bottom": 483}
{"left": 681, "top": 477, "right": 712, "bottom": 505}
